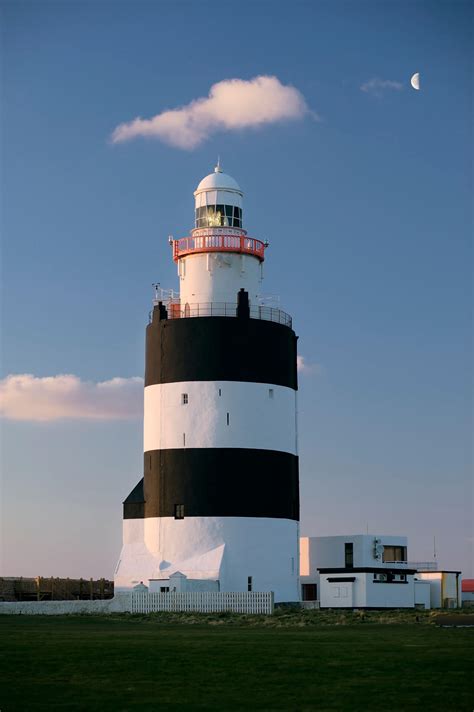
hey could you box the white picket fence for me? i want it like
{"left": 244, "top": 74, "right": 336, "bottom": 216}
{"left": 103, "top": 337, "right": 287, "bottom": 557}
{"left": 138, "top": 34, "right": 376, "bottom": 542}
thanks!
{"left": 131, "top": 591, "right": 274, "bottom": 615}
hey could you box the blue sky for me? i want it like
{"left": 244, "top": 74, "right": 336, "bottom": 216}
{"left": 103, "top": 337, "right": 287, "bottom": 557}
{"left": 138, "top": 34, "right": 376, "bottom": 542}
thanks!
{"left": 1, "top": 0, "right": 472, "bottom": 578}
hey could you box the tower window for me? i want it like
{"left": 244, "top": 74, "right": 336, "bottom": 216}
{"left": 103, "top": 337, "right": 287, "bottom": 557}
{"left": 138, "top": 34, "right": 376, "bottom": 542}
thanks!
{"left": 183, "top": 433, "right": 186, "bottom": 447}
{"left": 269, "top": 388, "right": 274, "bottom": 399}
{"left": 218, "top": 388, "right": 222, "bottom": 396}
{"left": 195, "top": 205, "right": 243, "bottom": 229}
{"left": 174, "top": 504, "right": 185, "bottom": 520}
{"left": 181, "top": 393, "right": 188, "bottom": 405}
{"left": 247, "top": 576, "right": 253, "bottom": 592}
{"left": 226, "top": 412, "right": 230, "bottom": 426}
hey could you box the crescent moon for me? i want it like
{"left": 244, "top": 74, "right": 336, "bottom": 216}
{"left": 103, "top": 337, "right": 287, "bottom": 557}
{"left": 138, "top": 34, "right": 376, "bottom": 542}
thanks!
{"left": 410, "top": 72, "right": 420, "bottom": 90}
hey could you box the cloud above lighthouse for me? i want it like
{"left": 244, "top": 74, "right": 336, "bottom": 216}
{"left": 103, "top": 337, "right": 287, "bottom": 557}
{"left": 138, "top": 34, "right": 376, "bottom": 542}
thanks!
{"left": 0, "top": 374, "right": 143, "bottom": 422}
{"left": 111, "top": 76, "right": 311, "bottom": 149}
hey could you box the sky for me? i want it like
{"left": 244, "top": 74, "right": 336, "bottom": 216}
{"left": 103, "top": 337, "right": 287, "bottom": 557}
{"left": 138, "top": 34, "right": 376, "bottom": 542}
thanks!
{"left": 1, "top": 0, "right": 472, "bottom": 579}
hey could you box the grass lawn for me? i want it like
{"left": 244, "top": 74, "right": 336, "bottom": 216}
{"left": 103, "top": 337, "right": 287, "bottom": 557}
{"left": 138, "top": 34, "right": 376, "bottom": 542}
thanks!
{"left": 1, "top": 614, "right": 473, "bottom": 711}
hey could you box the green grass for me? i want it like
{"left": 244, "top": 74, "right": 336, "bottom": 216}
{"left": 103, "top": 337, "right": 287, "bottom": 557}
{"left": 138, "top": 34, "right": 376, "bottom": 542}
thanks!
{"left": 1, "top": 613, "right": 473, "bottom": 711}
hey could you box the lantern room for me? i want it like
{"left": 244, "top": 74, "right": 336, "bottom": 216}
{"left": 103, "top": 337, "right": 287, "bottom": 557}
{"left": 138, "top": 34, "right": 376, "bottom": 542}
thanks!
{"left": 194, "top": 162, "right": 243, "bottom": 230}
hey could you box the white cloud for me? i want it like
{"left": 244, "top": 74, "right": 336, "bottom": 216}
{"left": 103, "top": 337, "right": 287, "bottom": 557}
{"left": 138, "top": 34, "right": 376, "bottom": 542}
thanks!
{"left": 111, "top": 75, "right": 311, "bottom": 149}
{"left": 0, "top": 374, "right": 143, "bottom": 422}
{"left": 360, "top": 78, "right": 403, "bottom": 96}
{"left": 297, "top": 356, "right": 322, "bottom": 375}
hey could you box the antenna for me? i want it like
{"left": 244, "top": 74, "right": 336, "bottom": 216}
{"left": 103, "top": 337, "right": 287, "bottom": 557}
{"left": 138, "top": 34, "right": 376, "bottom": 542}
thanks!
{"left": 433, "top": 535, "right": 437, "bottom": 560}
{"left": 215, "top": 156, "right": 222, "bottom": 173}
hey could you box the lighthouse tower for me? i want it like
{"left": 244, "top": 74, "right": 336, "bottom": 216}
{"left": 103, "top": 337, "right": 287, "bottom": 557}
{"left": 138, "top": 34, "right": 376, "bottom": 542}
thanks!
{"left": 115, "top": 165, "right": 300, "bottom": 602}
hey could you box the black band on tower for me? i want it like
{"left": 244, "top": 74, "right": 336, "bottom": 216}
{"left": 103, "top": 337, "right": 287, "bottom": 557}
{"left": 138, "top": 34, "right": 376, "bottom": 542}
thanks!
{"left": 124, "top": 448, "right": 299, "bottom": 521}
{"left": 145, "top": 315, "right": 298, "bottom": 389}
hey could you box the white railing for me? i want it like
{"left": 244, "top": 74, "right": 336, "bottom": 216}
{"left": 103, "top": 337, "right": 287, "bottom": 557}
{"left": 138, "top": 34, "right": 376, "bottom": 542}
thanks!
{"left": 130, "top": 591, "right": 274, "bottom": 615}
{"left": 408, "top": 561, "right": 438, "bottom": 571}
{"left": 383, "top": 560, "right": 409, "bottom": 566}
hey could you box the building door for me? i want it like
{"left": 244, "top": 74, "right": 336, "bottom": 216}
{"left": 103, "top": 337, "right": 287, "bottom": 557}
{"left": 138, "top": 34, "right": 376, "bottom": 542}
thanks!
{"left": 302, "top": 584, "right": 317, "bottom": 601}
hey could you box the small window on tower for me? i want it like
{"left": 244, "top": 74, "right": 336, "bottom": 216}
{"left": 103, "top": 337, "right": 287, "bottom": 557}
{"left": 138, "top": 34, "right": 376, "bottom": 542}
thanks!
{"left": 174, "top": 504, "right": 185, "bottom": 520}
{"left": 269, "top": 388, "right": 274, "bottom": 399}
{"left": 226, "top": 412, "right": 230, "bottom": 426}
{"left": 218, "top": 388, "right": 222, "bottom": 396}
{"left": 247, "top": 576, "right": 253, "bottom": 592}
{"left": 182, "top": 393, "right": 188, "bottom": 405}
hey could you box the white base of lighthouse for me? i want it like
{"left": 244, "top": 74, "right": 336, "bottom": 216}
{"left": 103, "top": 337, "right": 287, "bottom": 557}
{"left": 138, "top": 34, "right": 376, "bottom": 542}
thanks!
{"left": 115, "top": 517, "right": 300, "bottom": 602}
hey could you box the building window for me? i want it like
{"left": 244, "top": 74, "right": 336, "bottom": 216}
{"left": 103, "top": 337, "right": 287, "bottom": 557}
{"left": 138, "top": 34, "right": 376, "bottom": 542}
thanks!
{"left": 382, "top": 546, "right": 407, "bottom": 563}
{"left": 302, "top": 583, "right": 317, "bottom": 601}
{"left": 218, "top": 388, "right": 222, "bottom": 396}
{"left": 345, "top": 542, "right": 354, "bottom": 569}
{"left": 181, "top": 393, "right": 188, "bottom": 405}
{"left": 269, "top": 388, "right": 274, "bottom": 399}
{"left": 160, "top": 587, "right": 170, "bottom": 593}
{"left": 226, "top": 412, "right": 230, "bottom": 426}
{"left": 174, "top": 504, "right": 185, "bottom": 520}
{"left": 247, "top": 576, "right": 253, "bottom": 592}
{"left": 183, "top": 433, "right": 186, "bottom": 446}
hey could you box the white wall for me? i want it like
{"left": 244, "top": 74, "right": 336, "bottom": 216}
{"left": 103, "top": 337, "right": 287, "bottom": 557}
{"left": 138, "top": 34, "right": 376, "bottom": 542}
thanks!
{"left": 179, "top": 251, "right": 262, "bottom": 305}
{"left": 414, "top": 581, "right": 431, "bottom": 609}
{"left": 417, "top": 574, "right": 442, "bottom": 608}
{"left": 320, "top": 573, "right": 415, "bottom": 608}
{"left": 365, "top": 577, "right": 414, "bottom": 608}
{"left": 416, "top": 572, "right": 462, "bottom": 608}
{"left": 144, "top": 381, "right": 297, "bottom": 454}
{"left": 0, "top": 594, "right": 131, "bottom": 615}
{"left": 116, "top": 516, "right": 300, "bottom": 602}
{"left": 319, "top": 579, "right": 355, "bottom": 608}
{"left": 149, "top": 577, "right": 219, "bottom": 593}
{"left": 301, "top": 535, "right": 409, "bottom": 572}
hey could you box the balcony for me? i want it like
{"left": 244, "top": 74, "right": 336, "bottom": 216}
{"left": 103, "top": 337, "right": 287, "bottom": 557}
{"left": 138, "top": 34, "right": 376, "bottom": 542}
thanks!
{"left": 150, "top": 300, "right": 292, "bottom": 328}
{"left": 172, "top": 233, "right": 266, "bottom": 262}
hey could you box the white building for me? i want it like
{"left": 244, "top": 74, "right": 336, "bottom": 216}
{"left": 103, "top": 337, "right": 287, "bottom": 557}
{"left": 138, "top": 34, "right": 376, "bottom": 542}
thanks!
{"left": 115, "top": 165, "right": 300, "bottom": 602}
{"left": 300, "top": 535, "right": 422, "bottom": 609}
{"left": 415, "top": 570, "right": 462, "bottom": 609}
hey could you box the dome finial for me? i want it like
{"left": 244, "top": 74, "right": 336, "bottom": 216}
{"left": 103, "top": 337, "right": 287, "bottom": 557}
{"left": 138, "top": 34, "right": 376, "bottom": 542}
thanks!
{"left": 215, "top": 156, "right": 222, "bottom": 173}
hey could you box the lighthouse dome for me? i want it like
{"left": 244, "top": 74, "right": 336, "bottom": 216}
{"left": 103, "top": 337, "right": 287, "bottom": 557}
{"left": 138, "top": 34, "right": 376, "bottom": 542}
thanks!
{"left": 196, "top": 168, "right": 241, "bottom": 193}
{"left": 194, "top": 163, "right": 243, "bottom": 230}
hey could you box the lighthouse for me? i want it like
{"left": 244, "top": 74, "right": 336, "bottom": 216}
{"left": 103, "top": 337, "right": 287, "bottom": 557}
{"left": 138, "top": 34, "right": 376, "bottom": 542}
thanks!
{"left": 115, "top": 164, "right": 300, "bottom": 602}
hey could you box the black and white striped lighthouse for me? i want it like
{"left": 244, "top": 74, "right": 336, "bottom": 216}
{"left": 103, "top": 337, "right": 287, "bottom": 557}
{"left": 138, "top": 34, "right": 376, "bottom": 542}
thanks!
{"left": 115, "top": 164, "right": 300, "bottom": 602}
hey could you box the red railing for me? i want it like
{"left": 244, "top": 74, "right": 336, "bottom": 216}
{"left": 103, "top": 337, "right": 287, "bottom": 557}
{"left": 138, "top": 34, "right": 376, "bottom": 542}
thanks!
{"left": 173, "top": 234, "right": 266, "bottom": 262}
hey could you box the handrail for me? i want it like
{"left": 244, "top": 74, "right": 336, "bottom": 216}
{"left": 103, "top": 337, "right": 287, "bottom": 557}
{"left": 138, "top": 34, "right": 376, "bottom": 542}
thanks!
{"left": 150, "top": 301, "right": 292, "bottom": 328}
{"left": 173, "top": 234, "right": 266, "bottom": 262}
